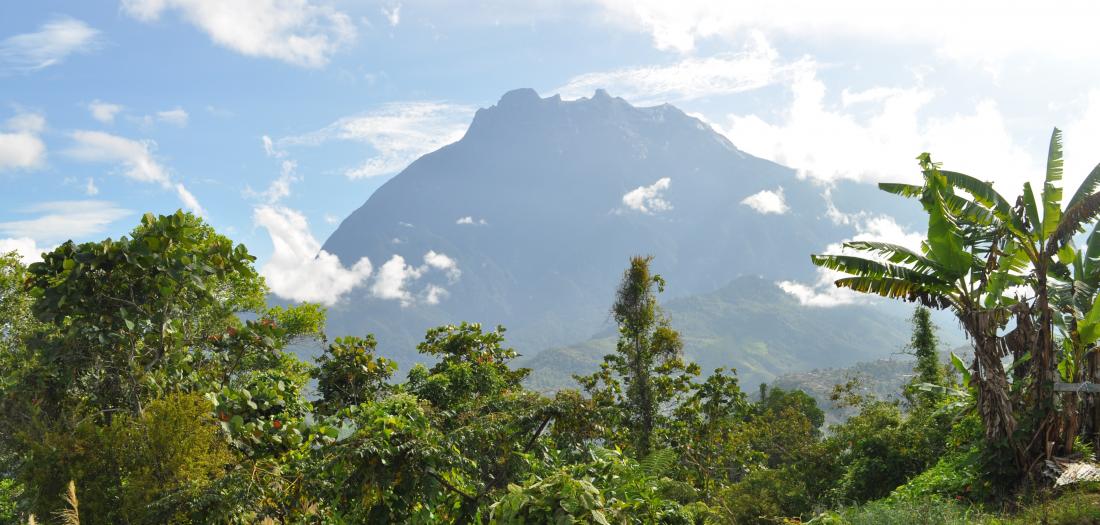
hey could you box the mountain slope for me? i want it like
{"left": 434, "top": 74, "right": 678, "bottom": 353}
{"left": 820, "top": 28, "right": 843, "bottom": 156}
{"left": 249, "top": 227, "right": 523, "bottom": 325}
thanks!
{"left": 318, "top": 88, "right": 929, "bottom": 371}
{"left": 520, "top": 275, "right": 919, "bottom": 391}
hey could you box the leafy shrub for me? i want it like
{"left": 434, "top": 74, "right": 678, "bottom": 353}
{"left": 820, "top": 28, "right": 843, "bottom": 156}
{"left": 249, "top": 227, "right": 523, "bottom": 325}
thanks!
{"left": 492, "top": 448, "right": 705, "bottom": 525}
{"left": 717, "top": 467, "right": 811, "bottom": 524}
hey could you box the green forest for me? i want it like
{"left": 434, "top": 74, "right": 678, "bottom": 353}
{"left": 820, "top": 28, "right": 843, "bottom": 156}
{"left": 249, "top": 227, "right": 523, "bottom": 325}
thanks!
{"left": 5, "top": 129, "right": 1100, "bottom": 524}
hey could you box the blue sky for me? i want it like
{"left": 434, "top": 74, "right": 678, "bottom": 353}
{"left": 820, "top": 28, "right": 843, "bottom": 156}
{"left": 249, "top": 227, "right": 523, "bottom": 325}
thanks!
{"left": 3, "top": 1, "right": 1100, "bottom": 306}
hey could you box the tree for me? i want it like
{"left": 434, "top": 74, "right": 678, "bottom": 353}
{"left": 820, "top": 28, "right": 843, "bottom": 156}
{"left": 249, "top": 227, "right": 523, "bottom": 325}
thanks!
{"left": 813, "top": 128, "right": 1100, "bottom": 474}
{"left": 404, "top": 323, "right": 555, "bottom": 523}
{"left": 813, "top": 154, "right": 1022, "bottom": 448}
{"left": 905, "top": 306, "right": 943, "bottom": 407}
{"left": 313, "top": 334, "right": 397, "bottom": 414}
{"left": 671, "top": 368, "right": 754, "bottom": 498}
{"left": 576, "top": 256, "right": 700, "bottom": 457}
{"left": 4, "top": 211, "right": 327, "bottom": 522}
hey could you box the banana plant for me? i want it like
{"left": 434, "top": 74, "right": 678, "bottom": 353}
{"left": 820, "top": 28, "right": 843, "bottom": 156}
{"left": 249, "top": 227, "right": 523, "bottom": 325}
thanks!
{"left": 812, "top": 154, "right": 1024, "bottom": 443}
{"left": 931, "top": 129, "right": 1100, "bottom": 457}
{"left": 816, "top": 128, "right": 1100, "bottom": 464}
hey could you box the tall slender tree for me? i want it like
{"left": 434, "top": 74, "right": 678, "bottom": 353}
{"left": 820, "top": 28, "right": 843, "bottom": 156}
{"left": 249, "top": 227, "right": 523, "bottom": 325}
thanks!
{"left": 906, "top": 306, "right": 942, "bottom": 406}
{"left": 576, "top": 255, "right": 699, "bottom": 457}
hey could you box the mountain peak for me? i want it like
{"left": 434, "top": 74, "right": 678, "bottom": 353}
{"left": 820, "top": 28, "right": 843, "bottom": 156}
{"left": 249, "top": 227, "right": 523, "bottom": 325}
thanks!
{"left": 497, "top": 87, "right": 542, "bottom": 107}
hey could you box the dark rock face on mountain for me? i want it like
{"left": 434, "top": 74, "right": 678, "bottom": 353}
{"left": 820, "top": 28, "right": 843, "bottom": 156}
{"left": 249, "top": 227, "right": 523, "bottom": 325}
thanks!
{"left": 319, "top": 89, "right": 930, "bottom": 382}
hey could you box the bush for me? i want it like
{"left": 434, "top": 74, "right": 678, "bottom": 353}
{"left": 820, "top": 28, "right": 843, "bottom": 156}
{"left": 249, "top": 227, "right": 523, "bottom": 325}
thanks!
{"left": 890, "top": 447, "right": 983, "bottom": 502}
{"left": 18, "top": 393, "right": 232, "bottom": 524}
{"left": 718, "top": 467, "right": 811, "bottom": 524}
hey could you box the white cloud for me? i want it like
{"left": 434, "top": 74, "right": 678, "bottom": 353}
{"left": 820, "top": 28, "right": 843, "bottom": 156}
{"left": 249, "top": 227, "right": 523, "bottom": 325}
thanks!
{"left": 121, "top": 0, "right": 356, "bottom": 68}
{"left": 424, "top": 249, "right": 460, "bottom": 281}
{"left": 67, "top": 130, "right": 205, "bottom": 215}
{"left": 587, "top": 0, "right": 1100, "bottom": 71}
{"left": 371, "top": 254, "right": 422, "bottom": 306}
{"left": 423, "top": 284, "right": 448, "bottom": 305}
{"left": 156, "top": 107, "right": 189, "bottom": 127}
{"left": 280, "top": 101, "right": 474, "bottom": 179}
{"left": 174, "top": 183, "right": 206, "bottom": 216}
{"left": 1063, "top": 90, "right": 1100, "bottom": 196}
{"left": 719, "top": 62, "right": 1039, "bottom": 193}
{"left": 89, "top": 101, "right": 123, "bottom": 124}
{"left": 7, "top": 113, "right": 45, "bottom": 134}
{"left": 741, "top": 187, "right": 789, "bottom": 215}
{"left": 324, "top": 213, "right": 340, "bottom": 225}
{"left": 85, "top": 178, "right": 99, "bottom": 196}
{"left": 254, "top": 205, "right": 373, "bottom": 305}
{"left": 0, "top": 111, "right": 47, "bottom": 171}
{"left": 262, "top": 134, "right": 286, "bottom": 158}
{"left": 68, "top": 131, "right": 169, "bottom": 184}
{"left": 778, "top": 214, "right": 924, "bottom": 307}
{"left": 557, "top": 31, "right": 788, "bottom": 104}
{"left": 369, "top": 251, "right": 461, "bottom": 307}
{"left": 0, "top": 200, "right": 131, "bottom": 243}
{"left": 382, "top": 4, "right": 401, "bottom": 27}
{"left": 0, "top": 237, "right": 51, "bottom": 263}
{"left": 622, "top": 177, "right": 672, "bottom": 214}
{"left": 247, "top": 135, "right": 300, "bottom": 204}
{"left": 0, "top": 16, "right": 101, "bottom": 73}
{"left": 456, "top": 216, "right": 487, "bottom": 225}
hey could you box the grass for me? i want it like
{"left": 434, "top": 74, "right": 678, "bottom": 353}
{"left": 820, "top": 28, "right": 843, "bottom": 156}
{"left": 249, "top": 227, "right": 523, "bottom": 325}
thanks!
{"left": 811, "top": 487, "right": 1100, "bottom": 525}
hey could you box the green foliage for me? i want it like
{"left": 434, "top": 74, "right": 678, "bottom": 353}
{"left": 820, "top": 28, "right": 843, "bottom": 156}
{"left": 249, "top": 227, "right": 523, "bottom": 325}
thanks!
{"left": 208, "top": 368, "right": 315, "bottom": 457}
{"left": 891, "top": 413, "right": 997, "bottom": 502}
{"left": 576, "top": 256, "right": 700, "bottom": 457}
{"left": 717, "top": 467, "right": 811, "bottom": 524}
{"left": 825, "top": 401, "right": 929, "bottom": 502}
{"left": 313, "top": 334, "right": 397, "bottom": 414}
{"left": 492, "top": 448, "right": 704, "bottom": 525}
{"left": 491, "top": 470, "right": 611, "bottom": 524}
{"left": 985, "top": 490, "right": 1100, "bottom": 525}
{"left": 19, "top": 393, "right": 231, "bottom": 524}
{"left": 318, "top": 393, "right": 453, "bottom": 523}
{"left": 815, "top": 497, "right": 977, "bottom": 525}
{"left": 671, "top": 368, "right": 755, "bottom": 498}
{"left": 0, "top": 477, "right": 20, "bottom": 524}
{"left": 108, "top": 393, "right": 234, "bottom": 523}
{"left": 11, "top": 196, "right": 1100, "bottom": 524}
{"left": 905, "top": 306, "right": 944, "bottom": 407}
{"left": 0, "top": 251, "right": 36, "bottom": 359}
{"left": 22, "top": 211, "right": 262, "bottom": 417}
{"left": 758, "top": 385, "right": 825, "bottom": 435}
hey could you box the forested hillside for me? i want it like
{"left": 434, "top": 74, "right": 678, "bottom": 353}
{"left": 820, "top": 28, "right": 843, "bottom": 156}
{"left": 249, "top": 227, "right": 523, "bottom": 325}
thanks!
{"left": 523, "top": 275, "right": 924, "bottom": 391}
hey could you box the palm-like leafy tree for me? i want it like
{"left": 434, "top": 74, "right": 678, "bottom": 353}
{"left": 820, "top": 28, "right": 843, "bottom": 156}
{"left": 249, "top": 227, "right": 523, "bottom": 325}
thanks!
{"left": 813, "top": 154, "right": 1021, "bottom": 445}
{"left": 813, "top": 128, "right": 1100, "bottom": 468}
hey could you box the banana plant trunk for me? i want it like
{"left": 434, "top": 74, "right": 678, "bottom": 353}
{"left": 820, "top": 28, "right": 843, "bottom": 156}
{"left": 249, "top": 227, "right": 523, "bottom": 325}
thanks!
{"left": 962, "top": 310, "right": 1017, "bottom": 443}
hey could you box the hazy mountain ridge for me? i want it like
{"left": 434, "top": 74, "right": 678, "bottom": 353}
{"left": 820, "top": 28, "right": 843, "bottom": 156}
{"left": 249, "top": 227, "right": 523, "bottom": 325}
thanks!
{"left": 521, "top": 275, "right": 920, "bottom": 391}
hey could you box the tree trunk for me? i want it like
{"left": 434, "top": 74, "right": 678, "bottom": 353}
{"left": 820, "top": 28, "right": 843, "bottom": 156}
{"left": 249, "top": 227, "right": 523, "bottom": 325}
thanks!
{"left": 963, "top": 311, "right": 1017, "bottom": 443}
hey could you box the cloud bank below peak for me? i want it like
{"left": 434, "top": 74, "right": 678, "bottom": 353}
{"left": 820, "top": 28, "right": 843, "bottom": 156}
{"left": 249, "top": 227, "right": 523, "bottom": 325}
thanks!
{"left": 255, "top": 205, "right": 461, "bottom": 307}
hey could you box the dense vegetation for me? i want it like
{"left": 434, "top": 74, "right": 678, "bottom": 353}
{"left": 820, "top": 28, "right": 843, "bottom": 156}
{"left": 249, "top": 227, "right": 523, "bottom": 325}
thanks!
{"left": 3, "top": 128, "right": 1100, "bottom": 523}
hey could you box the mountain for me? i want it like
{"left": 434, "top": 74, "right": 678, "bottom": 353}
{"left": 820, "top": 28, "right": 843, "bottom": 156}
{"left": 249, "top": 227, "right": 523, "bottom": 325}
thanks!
{"left": 318, "top": 88, "right": 935, "bottom": 375}
{"left": 520, "top": 275, "right": 915, "bottom": 391}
